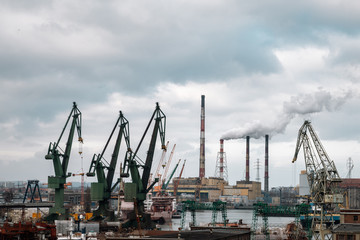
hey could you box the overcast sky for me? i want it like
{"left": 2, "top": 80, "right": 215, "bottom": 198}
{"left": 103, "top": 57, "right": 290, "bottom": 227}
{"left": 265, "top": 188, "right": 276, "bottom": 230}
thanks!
{"left": 1, "top": 0, "right": 360, "bottom": 189}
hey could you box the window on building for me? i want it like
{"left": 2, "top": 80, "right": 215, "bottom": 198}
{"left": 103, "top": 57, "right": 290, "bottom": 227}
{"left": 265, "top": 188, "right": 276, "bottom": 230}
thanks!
{"left": 353, "top": 215, "right": 358, "bottom": 221}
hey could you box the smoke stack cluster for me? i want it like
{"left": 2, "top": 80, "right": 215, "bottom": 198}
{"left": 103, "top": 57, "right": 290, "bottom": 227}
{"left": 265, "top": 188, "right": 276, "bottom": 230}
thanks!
{"left": 219, "top": 139, "right": 224, "bottom": 179}
{"left": 246, "top": 136, "right": 250, "bottom": 182}
{"left": 244, "top": 135, "right": 269, "bottom": 190}
{"left": 199, "top": 95, "right": 205, "bottom": 179}
{"left": 265, "top": 134, "right": 269, "bottom": 192}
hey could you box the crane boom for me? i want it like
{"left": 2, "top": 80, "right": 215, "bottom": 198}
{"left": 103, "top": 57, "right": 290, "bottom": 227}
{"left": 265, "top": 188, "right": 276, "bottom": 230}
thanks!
{"left": 153, "top": 141, "right": 169, "bottom": 185}
{"left": 141, "top": 103, "right": 166, "bottom": 189}
{"left": 162, "top": 144, "right": 176, "bottom": 187}
{"left": 45, "top": 102, "right": 83, "bottom": 222}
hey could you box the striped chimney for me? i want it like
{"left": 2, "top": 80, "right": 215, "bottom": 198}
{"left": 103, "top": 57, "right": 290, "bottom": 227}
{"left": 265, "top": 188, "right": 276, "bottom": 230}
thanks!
{"left": 265, "top": 134, "right": 269, "bottom": 192}
{"left": 199, "top": 95, "right": 205, "bottom": 179}
{"left": 246, "top": 136, "right": 250, "bottom": 182}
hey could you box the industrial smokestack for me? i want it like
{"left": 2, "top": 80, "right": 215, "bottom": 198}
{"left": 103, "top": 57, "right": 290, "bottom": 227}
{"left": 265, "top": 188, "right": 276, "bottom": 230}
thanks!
{"left": 265, "top": 134, "right": 269, "bottom": 192}
{"left": 220, "top": 139, "right": 224, "bottom": 179}
{"left": 199, "top": 95, "right": 205, "bottom": 179}
{"left": 246, "top": 136, "right": 250, "bottom": 182}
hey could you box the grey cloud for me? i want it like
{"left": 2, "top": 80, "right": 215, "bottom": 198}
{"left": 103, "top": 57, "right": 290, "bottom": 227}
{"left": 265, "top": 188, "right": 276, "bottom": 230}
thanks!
{"left": 1, "top": 0, "right": 360, "bottom": 186}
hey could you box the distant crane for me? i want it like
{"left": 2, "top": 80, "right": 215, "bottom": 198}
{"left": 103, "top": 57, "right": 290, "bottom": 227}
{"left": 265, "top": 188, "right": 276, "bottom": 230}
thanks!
{"left": 87, "top": 111, "right": 130, "bottom": 221}
{"left": 149, "top": 141, "right": 169, "bottom": 189}
{"left": 161, "top": 144, "right": 176, "bottom": 189}
{"left": 346, "top": 157, "right": 354, "bottom": 178}
{"left": 161, "top": 159, "right": 181, "bottom": 192}
{"left": 45, "top": 102, "right": 83, "bottom": 222}
{"left": 292, "top": 120, "right": 343, "bottom": 240}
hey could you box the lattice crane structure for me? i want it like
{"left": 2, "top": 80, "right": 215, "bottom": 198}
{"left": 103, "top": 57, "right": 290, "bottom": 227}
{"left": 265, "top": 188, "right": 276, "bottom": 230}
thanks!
{"left": 292, "top": 120, "right": 343, "bottom": 240}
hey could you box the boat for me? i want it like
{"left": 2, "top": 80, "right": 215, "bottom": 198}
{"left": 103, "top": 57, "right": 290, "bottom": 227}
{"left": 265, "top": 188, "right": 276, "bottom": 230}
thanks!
{"left": 147, "top": 192, "right": 176, "bottom": 224}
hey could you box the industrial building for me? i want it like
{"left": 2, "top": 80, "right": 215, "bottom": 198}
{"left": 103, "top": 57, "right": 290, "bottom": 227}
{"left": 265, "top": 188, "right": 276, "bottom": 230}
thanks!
{"left": 338, "top": 178, "right": 360, "bottom": 209}
{"left": 332, "top": 209, "right": 360, "bottom": 239}
{"left": 167, "top": 178, "right": 262, "bottom": 204}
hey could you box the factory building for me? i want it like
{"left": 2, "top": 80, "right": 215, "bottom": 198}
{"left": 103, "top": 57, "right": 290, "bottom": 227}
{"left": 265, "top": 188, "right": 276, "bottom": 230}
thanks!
{"left": 338, "top": 178, "right": 360, "bottom": 209}
{"left": 167, "top": 177, "right": 225, "bottom": 202}
{"left": 167, "top": 178, "right": 262, "bottom": 204}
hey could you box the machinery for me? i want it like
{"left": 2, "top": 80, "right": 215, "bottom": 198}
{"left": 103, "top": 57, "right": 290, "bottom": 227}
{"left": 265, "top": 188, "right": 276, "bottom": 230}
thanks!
{"left": 87, "top": 111, "right": 130, "bottom": 221}
{"left": 121, "top": 102, "right": 166, "bottom": 229}
{"left": 149, "top": 141, "right": 169, "bottom": 189}
{"left": 292, "top": 120, "right": 343, "bottom": 240}
{"left": 45, "top": 102, "right": 83, "bottom": 221}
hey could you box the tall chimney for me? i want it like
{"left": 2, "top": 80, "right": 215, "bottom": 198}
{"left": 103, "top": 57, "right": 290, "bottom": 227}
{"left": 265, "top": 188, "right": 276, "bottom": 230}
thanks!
{"left": 219, "top": 139, "right": 224, "bottom": 179}
{"left": 246, "top": 136, "right": 250, "bottom": 182}
{"left": 265, "top": 134, "right": 269, "bottom": 192}
{"left": 199, "top": 95, "right": 205, "bottom": 179}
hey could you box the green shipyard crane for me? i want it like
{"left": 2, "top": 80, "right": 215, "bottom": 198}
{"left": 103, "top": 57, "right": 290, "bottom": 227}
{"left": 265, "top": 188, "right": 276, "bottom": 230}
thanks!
{"left": 292, "top": 120, "right": 343, "bottom": 240}
{"left": 121, "top": 102, "right": 166, "bottom": 229}
{"left": 45, "top": 102, "right": 83, "bottom": 222}
{"left": 87, "top": 111, "right": 130, "bottom": 221}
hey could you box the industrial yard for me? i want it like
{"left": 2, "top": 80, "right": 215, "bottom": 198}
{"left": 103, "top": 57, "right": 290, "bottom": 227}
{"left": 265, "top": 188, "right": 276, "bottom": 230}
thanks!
{"left": 0, "top": 96, "right": 359, "bottom": 240}
{"left": 1, "top": 0, "right": 360, "bottom": 239}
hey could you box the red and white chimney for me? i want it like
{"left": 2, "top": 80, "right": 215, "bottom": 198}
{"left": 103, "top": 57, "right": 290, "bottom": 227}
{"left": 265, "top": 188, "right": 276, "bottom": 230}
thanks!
{"left": 199, "top": 95, "right": 205, "bottom": 179}
{"left": 219, "top": 139, "right": 224, "bottom": 179}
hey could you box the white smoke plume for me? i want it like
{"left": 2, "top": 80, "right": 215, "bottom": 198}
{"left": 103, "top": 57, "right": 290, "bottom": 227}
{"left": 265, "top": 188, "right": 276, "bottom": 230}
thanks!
{"left": 283, "top": 89, "right": 352, "bottom": 115}
{"left": 221, "top": 88, "right": 352, "bottom": 140}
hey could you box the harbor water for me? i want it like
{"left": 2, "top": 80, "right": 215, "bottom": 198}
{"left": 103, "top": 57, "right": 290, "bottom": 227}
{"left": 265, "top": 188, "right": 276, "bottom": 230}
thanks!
{"left": 159, "top": 209, "right": 295, "bottom": 230}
